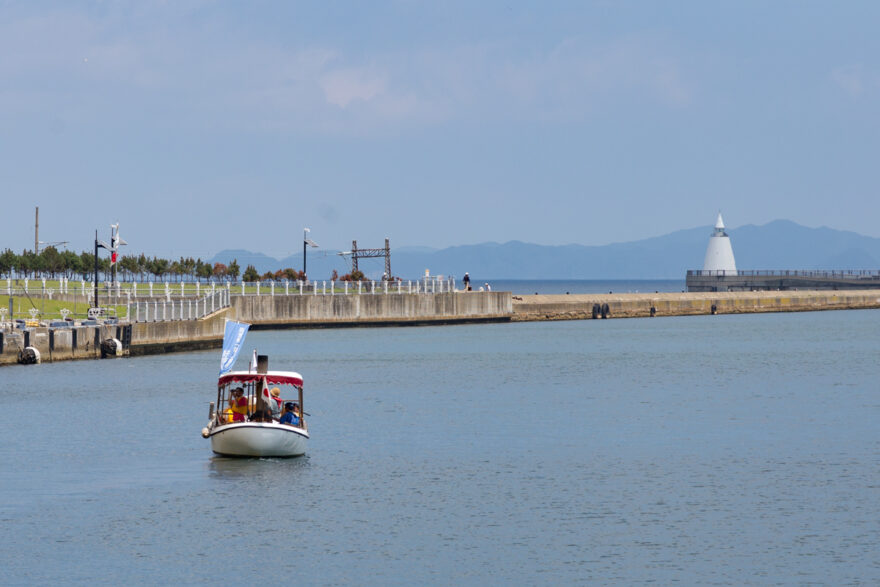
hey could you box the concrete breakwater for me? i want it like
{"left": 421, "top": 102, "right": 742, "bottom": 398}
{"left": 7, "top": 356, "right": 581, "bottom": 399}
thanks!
{"left": 4, "top": 289, "right": 880, "bottom": 366}
{"left": 0, "top": 292, "right": 511, "bottom": 365}
{"left": 512, "top": 289, "right": 880, "bottom": 321}
{"left": 232, "top": 291, "right": 512, "bottom": 327}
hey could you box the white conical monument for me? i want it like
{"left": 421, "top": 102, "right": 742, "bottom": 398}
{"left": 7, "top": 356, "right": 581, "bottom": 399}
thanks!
{"left": 702, "top": 212, "right": 737, "bottom": 275}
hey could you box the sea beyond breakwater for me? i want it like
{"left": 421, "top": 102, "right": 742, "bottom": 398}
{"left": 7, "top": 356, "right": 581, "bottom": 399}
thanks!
{"left": 2, "top": 287, "right": 880, "bottom": 365}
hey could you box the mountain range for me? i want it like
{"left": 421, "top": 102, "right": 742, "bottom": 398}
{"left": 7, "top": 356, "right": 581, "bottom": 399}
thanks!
{"left": 208, "top": 220, "right": 880, "bottom": 280}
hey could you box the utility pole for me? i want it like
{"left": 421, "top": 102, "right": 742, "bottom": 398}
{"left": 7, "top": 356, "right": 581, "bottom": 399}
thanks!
{"left": 34, "top": 207, "right": 39, "bottom": 254}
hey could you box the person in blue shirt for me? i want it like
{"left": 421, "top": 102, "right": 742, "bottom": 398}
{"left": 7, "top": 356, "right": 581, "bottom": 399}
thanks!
{"left": 280, "top": 401, "right": 301, "bottom": 426}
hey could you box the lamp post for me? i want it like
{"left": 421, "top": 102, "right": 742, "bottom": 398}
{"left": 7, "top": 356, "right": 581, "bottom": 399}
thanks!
{"left": 95, "top": 230, "right": 110, "bottom": 310}
{"left": 303, "top": 228, "right": 318, "bottom": 282}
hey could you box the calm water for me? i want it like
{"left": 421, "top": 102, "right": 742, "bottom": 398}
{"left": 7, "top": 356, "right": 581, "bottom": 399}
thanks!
{"left": 1, "top": 310, "right": 878, "bottom": 585}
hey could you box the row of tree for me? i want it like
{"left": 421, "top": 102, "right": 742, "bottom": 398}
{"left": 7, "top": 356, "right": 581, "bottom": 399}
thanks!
{"left": 0, "top": 247, "right": 368, "bottom": 283}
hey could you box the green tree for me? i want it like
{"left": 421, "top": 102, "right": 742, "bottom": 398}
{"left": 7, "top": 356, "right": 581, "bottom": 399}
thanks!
{"left": 0, "top": 248, "right": 16, "bottom": 275}
{"left": 227, "top": 259, "right": 240, "bottom": 280}
{"left": 170, "top": 261, "right": 183, "bottom": 282}
{"left": 151, "top": 257, "right": 169, "bottom": 280}
{"left": 40, "top": 246, "right": 63, "bottom": 278}
{"left": 242, "top": 264, "right": 260, "bottom": 282}
{"left": 61, "top": 250, "right": 82, "bottom": 278}
{"left": 120, "top": 255, "right": 139, "bottom": 281}
{"left": 79, "top": 251, "right": 95, "bottom": 279}
{"left": 137, "top": 254, "right": 149, "bottom": 280}
{"left": 198, "top": 262, "right": 213, "bottom": 281}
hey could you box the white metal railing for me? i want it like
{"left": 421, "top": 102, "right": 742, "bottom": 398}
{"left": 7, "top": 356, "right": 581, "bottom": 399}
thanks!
{"left": 127, "top": 289, "right": 230, "bottom": 323}
{"left": 4, "top": 277, "right": 463, "bottom": 298}
{"left": 230, "top": 278, "right": 458, "bottom": 296}
{"left": 2, "top": 276, "right": 472, "bottom": 323}
{"left": 1, "top": 276, "right": 483, "bottom": 326}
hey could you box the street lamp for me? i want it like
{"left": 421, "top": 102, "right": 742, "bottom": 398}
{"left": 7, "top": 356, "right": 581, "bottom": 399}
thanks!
{"left": 303, "top": 228, "right": 318, "bottom": 282}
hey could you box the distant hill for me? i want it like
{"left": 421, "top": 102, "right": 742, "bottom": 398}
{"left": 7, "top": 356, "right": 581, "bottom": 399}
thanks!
{"left": 208, "top": 220, "right": 880, "bottom": 280}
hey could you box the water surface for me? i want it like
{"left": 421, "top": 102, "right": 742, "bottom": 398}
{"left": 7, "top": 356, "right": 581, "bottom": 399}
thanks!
{"left": 1, "top": 309, "right": 878, "bottom": 584}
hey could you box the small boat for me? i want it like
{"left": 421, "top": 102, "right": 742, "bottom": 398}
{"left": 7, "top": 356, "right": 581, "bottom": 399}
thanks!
{"left": 201, "top": 320, "right": 309, "bottom": 457}
{"left": 204, "top": 369, "right": 309, "bottom": 457}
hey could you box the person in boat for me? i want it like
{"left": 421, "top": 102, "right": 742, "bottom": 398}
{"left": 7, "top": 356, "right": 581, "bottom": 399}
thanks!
{"left": 228, "top": 387, "right": 248, "bottom": 423}
{"left": 269, "top": 387, "right": 283, "bottom": 419}
{"left": 279, "top": 401, "right": 300, "bottom": 427}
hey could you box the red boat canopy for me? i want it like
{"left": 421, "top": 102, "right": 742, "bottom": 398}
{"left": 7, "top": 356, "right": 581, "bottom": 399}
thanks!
{"left": 218, "top": 371, "right": 303, "bottom": 387}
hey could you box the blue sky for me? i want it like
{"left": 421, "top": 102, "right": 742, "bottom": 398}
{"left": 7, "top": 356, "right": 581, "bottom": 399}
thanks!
{"left": 2, "top": 1, "right": 879, "bottom": 260}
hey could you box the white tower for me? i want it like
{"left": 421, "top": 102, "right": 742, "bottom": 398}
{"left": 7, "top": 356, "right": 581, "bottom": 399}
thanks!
{"left": 702, "top": 212, "right": 737, "bottom": 275}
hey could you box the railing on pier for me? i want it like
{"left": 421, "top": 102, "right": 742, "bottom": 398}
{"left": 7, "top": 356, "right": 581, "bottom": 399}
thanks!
{"left": 4, "top": 276, "right": 460, "bottom": 298}
{"left": 1, "top": 277, "right": 464, "bottom": 324}
{"left": 232, "top": 277, "right": 458, "bottom": 296}
{"left": 687, "top": 269, "right": 880, "bottom": 279}
{"left": 128, "top": 289, "right": 230, "bottom": 323}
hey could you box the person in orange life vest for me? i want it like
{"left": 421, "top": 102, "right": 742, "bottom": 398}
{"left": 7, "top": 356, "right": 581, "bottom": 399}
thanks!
{"left": 228, "top": 387, "right": 248, "bottom": 422}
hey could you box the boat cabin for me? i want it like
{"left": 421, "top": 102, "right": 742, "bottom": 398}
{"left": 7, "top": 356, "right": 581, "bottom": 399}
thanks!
{"left": 214, "top": 371, "right": 305, "bottom": 427}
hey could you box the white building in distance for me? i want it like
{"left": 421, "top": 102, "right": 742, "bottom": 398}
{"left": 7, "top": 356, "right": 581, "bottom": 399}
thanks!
{"left": 702, "top": 213, "right": 737, "bottom": 275}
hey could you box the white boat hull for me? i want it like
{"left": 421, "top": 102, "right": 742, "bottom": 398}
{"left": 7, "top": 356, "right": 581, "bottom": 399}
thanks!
{"left": 209, "top": 422, "right": 309, "bottom": 457}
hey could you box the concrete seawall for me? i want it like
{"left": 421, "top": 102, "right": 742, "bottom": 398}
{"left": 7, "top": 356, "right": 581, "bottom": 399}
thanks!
{"left": 0, "top": 292, "right": 510, "bottom": 365}
{"left": 512, "top": 290, "right": 880, "bottom": 320}
{"left": 232, "top": 291, "right": 512, "bottom": 327}
{"left": 5, "top": 289, "right": 880, "bottom": 365}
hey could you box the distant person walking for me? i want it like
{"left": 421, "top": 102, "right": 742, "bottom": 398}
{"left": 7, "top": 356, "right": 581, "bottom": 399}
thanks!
{"left": 484, "top": 283, "right": 491, "bottom": 292}
{"left": 463, "top": 272, "right": 471, "bottom": 291}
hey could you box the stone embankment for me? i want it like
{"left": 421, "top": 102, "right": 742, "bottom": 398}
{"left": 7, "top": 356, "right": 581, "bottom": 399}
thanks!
{"left": 0, "top": 292, "right": 511, "bottom": 365}
{"left": 512, "top": 290, "right": 880, "bottom": 321}
{"left": 4, "top": 289, "right": 880, "bottom": 366}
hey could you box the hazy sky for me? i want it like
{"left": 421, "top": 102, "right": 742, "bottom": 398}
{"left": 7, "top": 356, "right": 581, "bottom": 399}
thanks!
{"left": 2, "top": 1, "right": 879, "bottom": 260}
